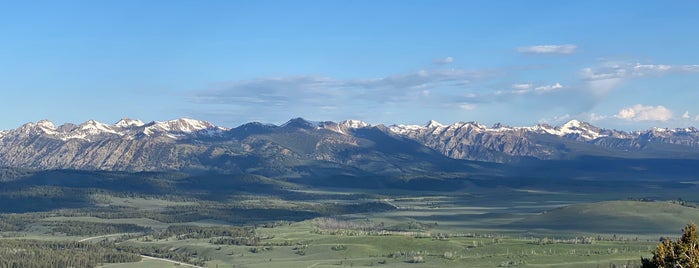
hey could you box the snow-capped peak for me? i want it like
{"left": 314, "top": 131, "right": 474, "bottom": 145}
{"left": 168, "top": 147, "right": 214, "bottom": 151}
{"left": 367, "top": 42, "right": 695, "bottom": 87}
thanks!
{"left": 142, "top": 118, "right": 224, "bottom": 137}
{"left": 166, "top": 118, "right": 215, "bottom": 132}
{"left": 78, "top": 120, "right": 120, "bottom": 135}
{"left": 34, "top": 120, "right": 58, "bottom": 135}
{"left": 339, "top": 119, "right": 370, "bottom": 129}
{"left": 54, "top": 120, "right": 124, "bottom": 140}
{"left": 114, "top": 118, "right": 145, "bottom": 128}
{"left": 388, "top": 124, "right": 424, "bottom": 134}
{"left": 534, "top": 119, "right": 604, "bottom": 140}
{"left": 561, "top": 119, "right": 582, "bottom": 129}
{"left": 386, "top": 119, "right": 606, "bottom": 141}
{"left": 37, "top": 119, "right": 57, "bottom": 129}
{"left": 425, "top": 120, "right": 444, "bottom": 128}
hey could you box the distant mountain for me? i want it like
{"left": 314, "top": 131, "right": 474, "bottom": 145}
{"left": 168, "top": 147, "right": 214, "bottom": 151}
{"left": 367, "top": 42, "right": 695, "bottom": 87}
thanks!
{"left": 387, "top": 119, "right": 699, "bottom": 162}
{"left": 0, "top": 117, "right": 698, "bottom": 173}
{"left": 0, "top": 118, "right": 479, "bottom": 177}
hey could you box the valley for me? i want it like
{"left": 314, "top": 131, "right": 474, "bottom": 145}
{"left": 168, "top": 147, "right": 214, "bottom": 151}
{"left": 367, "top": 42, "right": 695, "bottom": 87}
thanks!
{"left": 1, "top": 118, "right": 698, "bottom": 267}
{"left": 0, "top": 165, "right": 697, "bottom": 267}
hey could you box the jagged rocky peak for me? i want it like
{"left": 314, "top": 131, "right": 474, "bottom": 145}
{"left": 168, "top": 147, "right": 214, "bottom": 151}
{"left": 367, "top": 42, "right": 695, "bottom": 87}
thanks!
{"left": 114, "top": 118, "right": 145, "bottom": 128}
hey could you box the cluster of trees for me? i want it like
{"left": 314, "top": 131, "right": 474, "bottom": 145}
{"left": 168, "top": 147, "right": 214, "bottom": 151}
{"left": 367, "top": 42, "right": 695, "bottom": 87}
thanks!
{"left": 672, "top": 199, "right": 699, "bottom": 209}
{"left": 210, "top": 236, "right": 261, "bottom": 246}
{"left": 0, "top": 239, "right": 140, "bottom": 267}
{"left": 153, "top": 224, "right": 256, "bottom": 240}
{"left": 49, "top": 221, "right": 151, "bottom": 236}
{"left": 642, "top": 223, "right": 699, "bottom": 268}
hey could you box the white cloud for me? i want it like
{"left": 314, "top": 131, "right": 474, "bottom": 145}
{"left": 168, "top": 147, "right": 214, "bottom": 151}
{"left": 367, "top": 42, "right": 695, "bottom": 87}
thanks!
{"left": 517, "top": 44, "right": 577, "bottom": 55}
{"left": 434, "top": 57, "right": 454, "bottom": 64}
{"left": 614, "top": 104, "right": 673, "bottom": 122}
{"left": 535, "top": 82, "right": 563, "bottom": 93}
{"left": 512, "top": 83, "right": 532, "bottom": 90}
{"left": 695, "top": 115, "right": 699, "bottom": 121}
{"left": 683, "top": 111, "right": 691, "bottom": 119}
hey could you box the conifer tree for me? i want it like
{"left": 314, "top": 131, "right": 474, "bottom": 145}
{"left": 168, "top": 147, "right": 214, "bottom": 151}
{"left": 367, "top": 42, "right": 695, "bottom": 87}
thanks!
{"left": 642, "top": 223, "right": 699, "bottom": 268}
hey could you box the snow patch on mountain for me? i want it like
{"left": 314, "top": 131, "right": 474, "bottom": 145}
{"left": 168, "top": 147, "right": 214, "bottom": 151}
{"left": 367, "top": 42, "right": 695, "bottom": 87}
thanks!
{"left": 339, "top": 120, "right": 370, "bottom": 129}
{"left": 0, "top": 118, "right": 229, "bottom": 141}
{"left": 114, "top": 118, "right": 145, "bottom": 128}
{"left": 142, "top": 118, "right": 226, "bottom": 137}
{"left": 388, "top": 119, "right": 606, "bottom": 141}
{"left": 36, "top": 120, "right": 59, "bottom": 135}
{"left": 388, "top": 124, "right": 424, "bottom": 135}
{"left": 425, "top": 120, "right": 444, "bottom": 128}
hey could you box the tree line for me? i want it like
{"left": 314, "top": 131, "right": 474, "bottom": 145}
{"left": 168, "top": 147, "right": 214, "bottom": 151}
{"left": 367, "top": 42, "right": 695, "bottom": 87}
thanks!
{"left": 0, "top": 239, "right": 140, "bottom": 268}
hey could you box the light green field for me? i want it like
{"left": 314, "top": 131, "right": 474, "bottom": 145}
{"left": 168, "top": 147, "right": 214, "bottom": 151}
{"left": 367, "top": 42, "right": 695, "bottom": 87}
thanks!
{"left": 85, "top": 198, "right": 699, "bottom": 267}
{"left": 97, "top": 218, "right": 655, "bottom": 268}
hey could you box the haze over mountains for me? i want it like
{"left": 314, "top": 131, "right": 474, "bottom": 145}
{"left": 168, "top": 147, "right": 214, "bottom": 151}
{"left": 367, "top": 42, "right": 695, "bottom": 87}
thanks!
{"left": 1, "top": 117, "right": 698, "bottom": 174}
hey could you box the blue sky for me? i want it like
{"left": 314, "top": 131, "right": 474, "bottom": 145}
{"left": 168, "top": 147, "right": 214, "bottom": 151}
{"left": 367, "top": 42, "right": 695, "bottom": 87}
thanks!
{"left": 1, "top": 1, "right": 698, "bottom": 130}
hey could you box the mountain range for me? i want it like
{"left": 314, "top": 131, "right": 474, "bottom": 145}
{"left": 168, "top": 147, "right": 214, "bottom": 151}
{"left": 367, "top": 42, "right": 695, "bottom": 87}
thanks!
{"left": 1, "top": 117, "right": 698, "bottom": 175}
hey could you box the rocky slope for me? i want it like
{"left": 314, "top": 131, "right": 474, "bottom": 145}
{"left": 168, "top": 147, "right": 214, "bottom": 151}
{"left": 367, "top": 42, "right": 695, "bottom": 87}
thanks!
{"left": 387, "top": 119, "right": 699, "bottom": 161}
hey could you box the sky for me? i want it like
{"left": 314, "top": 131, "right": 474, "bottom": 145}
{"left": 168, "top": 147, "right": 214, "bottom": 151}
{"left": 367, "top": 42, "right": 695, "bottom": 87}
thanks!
{"left": 1, "top": 1, "right": 699, "bottom": 130}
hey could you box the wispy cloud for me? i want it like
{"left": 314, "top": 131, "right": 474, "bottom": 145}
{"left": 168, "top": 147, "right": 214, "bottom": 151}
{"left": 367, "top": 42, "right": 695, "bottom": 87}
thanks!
{"left": 188, "top": 58, "right": 698, "bottom": 128}
{"left": 434, "top": 57, "right": 454, "bottom": 65}
{"left": 511, "top": 83, "right": 532, "bottom": 90}
{"left": 190, "top": 69, "right": 488, "bottom": 123}
{"left": 534, "top": 82, "right": 563, "bottom": 93}
{"left": 517, "top": 44, "right": 577, "bottom": 55}
{"left": 614, "top": 104, "right": 673, "bottom": 122}
{"left": 581, "top": 62, "right": 699, "bottom": 81}
{"left": 580, "top": 62, "right": 699, "bottom": 96}
{"left": 507, "top": 82, "right": 563, "bottom": 95}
